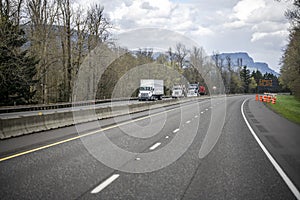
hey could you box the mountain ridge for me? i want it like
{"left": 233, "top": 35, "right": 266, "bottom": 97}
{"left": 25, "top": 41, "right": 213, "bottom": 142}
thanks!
{"left": 217, "top": 52, "right": 279, "bottom": 76}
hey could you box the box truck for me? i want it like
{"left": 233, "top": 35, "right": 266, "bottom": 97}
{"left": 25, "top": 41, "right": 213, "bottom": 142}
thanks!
{"left": 138, "top": 79, "right": 164, "bottom": 101}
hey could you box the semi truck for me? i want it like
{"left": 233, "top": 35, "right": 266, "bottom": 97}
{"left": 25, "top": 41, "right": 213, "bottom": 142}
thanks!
{"left": 172, "top": 85, "right": 186, "bottom": 98}
{"left": 138, "top": 79, "right": 164, "bottom": 101}
{"left": 199, "top": 85, "right": 206, "bottom": 95}
{"left": 187, "top": 83, "right": 199, "bottom": 97}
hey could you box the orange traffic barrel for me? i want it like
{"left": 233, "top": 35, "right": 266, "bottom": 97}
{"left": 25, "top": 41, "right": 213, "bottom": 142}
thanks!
{"left": 272, "top": 97, "right": 276, "bottom": 104}
{"left": 259, "top": 95, "right": 263, "bottom": 102}
{"left": 263, "top": 96, "right": 267, "bottom": 102}
{"left": 255, "top": 94, "right": 259, "bottom": 101}
{"left": 267, "top": 96, "right": 271, "bottom": 103}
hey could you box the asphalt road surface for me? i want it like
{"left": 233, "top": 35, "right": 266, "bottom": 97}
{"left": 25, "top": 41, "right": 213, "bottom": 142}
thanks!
{"left": 0, "top": 95, "right": 299, "bottom": 200}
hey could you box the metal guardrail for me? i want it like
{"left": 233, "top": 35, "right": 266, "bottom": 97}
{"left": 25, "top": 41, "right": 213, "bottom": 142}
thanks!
{"left": 0, "top": 97, "right": 139, "bottom": 114}
{"left": 0, "top": 96, "right": 173, "bottom": 114}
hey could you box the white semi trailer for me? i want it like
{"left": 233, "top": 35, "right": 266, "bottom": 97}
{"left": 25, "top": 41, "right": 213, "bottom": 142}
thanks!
{"left": 138, "top": 79, "right": 164, "bottom": 101}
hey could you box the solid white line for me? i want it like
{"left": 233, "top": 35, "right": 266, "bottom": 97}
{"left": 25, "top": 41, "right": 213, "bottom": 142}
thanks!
{"left": 91, "top": 174, "right": 120, "bottom": 194}
{"left": 173, "top": 128, "right": 180, "bottom": 133}
{"left": 186, "top": 120, "right": 191, "bottom": 124}
{"left": 149, "top": 142, "right": 161, "bottom": 150}
{"left": 241, "top": 99, "right": 300, "bottom": 200}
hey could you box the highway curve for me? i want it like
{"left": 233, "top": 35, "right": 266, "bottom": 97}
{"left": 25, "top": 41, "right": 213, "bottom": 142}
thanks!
{"left": 0, "top": 95, "right": 299, "bottom": 200}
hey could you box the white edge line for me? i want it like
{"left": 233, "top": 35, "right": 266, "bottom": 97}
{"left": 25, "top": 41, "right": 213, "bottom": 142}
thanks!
{"left": 241, "top": 99, "right": 300, "bottom": 200}
{"left": 91, "top": 174, "right": 120, "bottom": 194}
{"left": 149, "top": 142, "right": 161, "bottom": 150}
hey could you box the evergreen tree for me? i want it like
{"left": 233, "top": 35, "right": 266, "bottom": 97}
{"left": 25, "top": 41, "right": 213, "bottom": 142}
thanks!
{"left": 240, "top": 66, "right": 251, "bottom": 93}
{"left": 0, "top": 16, "right": 38, "bottom": 105}
{"left": 251, "top": 70, "right": 263, "bottom": 85}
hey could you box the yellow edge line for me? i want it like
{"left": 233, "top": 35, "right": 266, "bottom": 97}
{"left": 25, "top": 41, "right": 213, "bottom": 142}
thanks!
{"left": 0, "top": 100, "right": 201, "bottom": 162}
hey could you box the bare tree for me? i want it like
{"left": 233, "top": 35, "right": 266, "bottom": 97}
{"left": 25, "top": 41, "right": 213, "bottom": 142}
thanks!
{"left": 174, "top": 43, "right": 188, "bottom": 68}
{"left": 86, "top": 4, "right": 111, "bottom": 51}
{"left": 72, "top": 6, "right": 87, "bottom": 77}
{"left": 0, "top": 0, "right": 23, "bottom": 25}
{"left": 56, "top": 0, "right": 73, "bottom": 101}
{"left": 26, "top": 0, "right": 59, "bottom": 103}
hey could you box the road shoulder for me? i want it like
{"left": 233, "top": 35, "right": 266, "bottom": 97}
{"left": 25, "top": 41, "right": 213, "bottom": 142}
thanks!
{"left": 244, "top": 97, "right": 300, "bottom": 192}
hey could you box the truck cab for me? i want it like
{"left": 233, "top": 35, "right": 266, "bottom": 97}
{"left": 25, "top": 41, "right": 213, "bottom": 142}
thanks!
{"left": 187, "top": 84, "right": 199, "bottom": 97}
{"left": 172, "top": 85, "right": 185, "bottom": 98}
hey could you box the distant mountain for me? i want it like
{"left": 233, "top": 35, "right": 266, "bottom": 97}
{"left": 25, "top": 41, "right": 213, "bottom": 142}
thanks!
{"left": 217, "top": 52, "right": 279, "bottom": 76}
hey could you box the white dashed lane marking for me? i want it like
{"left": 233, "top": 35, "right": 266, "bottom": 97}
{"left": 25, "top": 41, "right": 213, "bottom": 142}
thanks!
{"left": 149, "top": 142, "right": 161, "bottom": 150}
{"left": 173, "top": 128, "right": 180, "bottom": 133}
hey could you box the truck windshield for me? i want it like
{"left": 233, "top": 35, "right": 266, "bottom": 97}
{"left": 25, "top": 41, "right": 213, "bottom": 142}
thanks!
{"left": 173, "top": 87, "right": 181, "bottom": 90}
{"left": 140, "top": 87, "right": 152, "bottom": 91}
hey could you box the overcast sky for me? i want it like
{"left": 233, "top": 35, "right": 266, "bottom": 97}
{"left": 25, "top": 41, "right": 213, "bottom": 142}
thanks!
{"left": 76, "top": 0, "right": 292, "bottom": 73}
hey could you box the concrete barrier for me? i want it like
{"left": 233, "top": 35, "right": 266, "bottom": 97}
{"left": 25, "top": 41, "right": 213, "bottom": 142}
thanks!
{"left": 0, "top": 96, "right": 208, "bottom": 139}
{"left": 1, "top": 116, "right": 27, "bottom": 138}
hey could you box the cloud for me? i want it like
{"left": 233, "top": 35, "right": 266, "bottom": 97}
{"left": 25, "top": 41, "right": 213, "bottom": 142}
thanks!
{"left": 223, "top": 20, "right": 247, "bottom": 29}
{"left": 140, "top": 2, "right": 158, "bottom": 10}
{"left": 232, "top": 0, "right": 266, "bottom": 21}
{"left": 251, "top": 30, "right": 289, "bottom": 43}
{"left": 75, "top": 0, "right": 292, "bottom": 72}
{"left": 123, "top": 0, "right": 133, "bottom": 7}
{"left": 251, "top": 21, "right": 289, "bottom": 33}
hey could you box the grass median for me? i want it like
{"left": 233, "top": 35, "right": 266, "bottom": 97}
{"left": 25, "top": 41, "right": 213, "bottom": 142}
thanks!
{"left": 268, "top": 95, "right": 300, "bottom": 125}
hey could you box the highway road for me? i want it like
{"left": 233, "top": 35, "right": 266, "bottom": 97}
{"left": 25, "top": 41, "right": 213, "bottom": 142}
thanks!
{"left": 0, "top": 95, "right": 299, "bottom": 199}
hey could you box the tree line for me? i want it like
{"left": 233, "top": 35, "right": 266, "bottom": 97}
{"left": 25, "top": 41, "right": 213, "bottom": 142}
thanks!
{"left": 278, "top": 0, "right": 300, "bottom": 98}
{"left": 1, "top": 0, "right": 111, "bottom": 105}
{"left": 0, "top": 0, "right": 287, "bottom": 106}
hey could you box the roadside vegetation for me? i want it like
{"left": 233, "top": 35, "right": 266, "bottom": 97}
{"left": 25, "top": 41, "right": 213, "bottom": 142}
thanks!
{"left": 278, "top": 0, "right": 300, "bottom": 98}
{"left": 0, "top": 0, "right": 299, "bottom": 106}
{"left": 268, "top": 95, "right": 300, "bottom": 125}
{"left": 0, "top": 0, "right": 273, "bottom": 106}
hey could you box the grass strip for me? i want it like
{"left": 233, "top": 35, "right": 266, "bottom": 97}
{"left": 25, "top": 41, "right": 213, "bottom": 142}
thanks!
{"left": 268, "top": 95, "right": 300, "bottom": 125}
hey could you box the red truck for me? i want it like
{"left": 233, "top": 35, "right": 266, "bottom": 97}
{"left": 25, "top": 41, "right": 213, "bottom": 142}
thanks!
{"left": 199, "top": 86, "right": 206, "bottom": 95}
